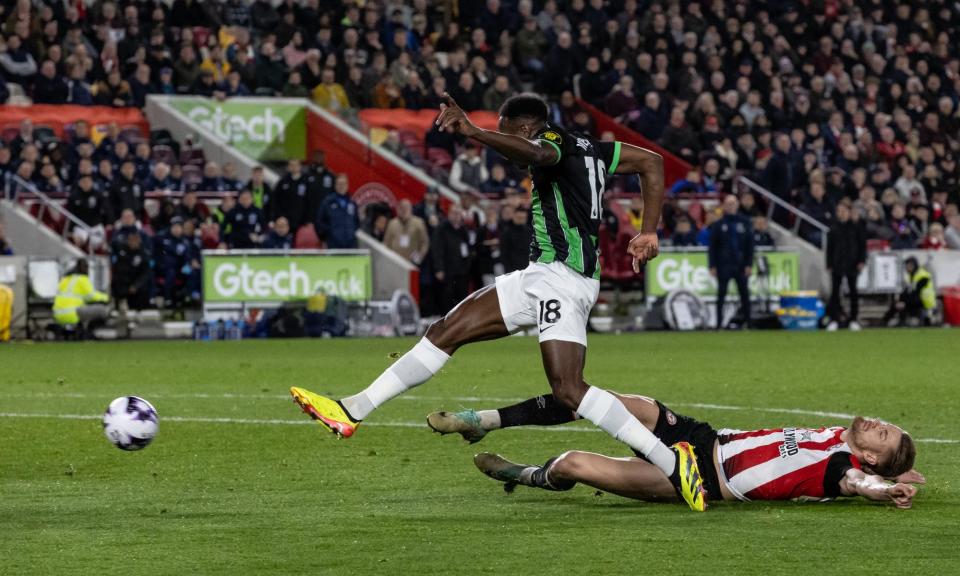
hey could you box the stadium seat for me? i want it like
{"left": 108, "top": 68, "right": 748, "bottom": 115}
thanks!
{"left": 294, "top": 224, "right": 323, "bottom": 249}
{"left": 180, "top": 147, "right": 206, "bottom": 167}
{"left": 866, "top": 239, "right": 890, "bottom": 252}
{"left": 687, "top": 201, "right": 705, "bottom": 227}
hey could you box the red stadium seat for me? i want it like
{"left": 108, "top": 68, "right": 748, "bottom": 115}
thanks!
{"left": 294, "top": 224, "right": 323, "bottom": 249}
{"left": 866, "top": 239, "right": 890, "bottom": 252}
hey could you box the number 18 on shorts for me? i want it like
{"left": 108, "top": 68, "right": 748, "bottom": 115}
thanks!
{"left": 495, "top": 261, "right": 600, "bottom": 347}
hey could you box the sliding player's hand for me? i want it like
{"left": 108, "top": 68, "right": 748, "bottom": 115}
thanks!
{"left": 628, "top": 232, "right": 659, "bottom": 273}
{"left": 436, "top": 93, "right": 480, "bottom": 137}
{"left": 887, "top": 483, "right": 917, "bottom": 509}
{"left": 895, "top": 469, "right": 926, "bottom": 485}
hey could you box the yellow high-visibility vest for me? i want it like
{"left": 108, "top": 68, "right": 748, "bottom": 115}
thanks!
{"left": 52, "top": 274, "right": 109, "bottom": 325}
{"left": 910, "top": 267, "right": 936, "bottom": 310}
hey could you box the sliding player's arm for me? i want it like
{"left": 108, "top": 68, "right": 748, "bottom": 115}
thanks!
{"left": 605, "top": 142, "right": 664, "bottom": 271}
{"left": 839, "top": 468, "right": 917, "bottom": 509}
{"left": 435, "top": 94, "right": 559, "bottom": 167}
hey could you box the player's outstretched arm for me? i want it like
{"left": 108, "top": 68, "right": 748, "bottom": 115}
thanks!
{"left": 615, "top": 144, "right": 664, "bottom": 271}
{"left": 839, "top": 468, "right": 918, "bottom": 509}
{"left": 435, "top": 93, "right": 559, "bottom": 167}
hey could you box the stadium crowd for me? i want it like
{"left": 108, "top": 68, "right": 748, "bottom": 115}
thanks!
{"left": 1, "top": 0, "right": 959, "bottom": 316}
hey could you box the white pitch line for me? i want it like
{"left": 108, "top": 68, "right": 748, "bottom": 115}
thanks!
{"left": 0, "top": 412, "right": 956, "bottom": 444}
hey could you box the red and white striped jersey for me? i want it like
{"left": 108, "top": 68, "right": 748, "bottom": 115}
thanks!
{"left": 716, "top": 426, "right": 861, "bottom": 501}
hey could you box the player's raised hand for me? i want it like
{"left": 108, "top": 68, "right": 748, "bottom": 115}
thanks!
{"left": 887, "top": 483, "right": 917, "bottom": 509}
{"left": 628, "top": 232, "right": 660, "bottom": 273}
{"left": 436, "top": 93, "right": 480, "bottom": 137}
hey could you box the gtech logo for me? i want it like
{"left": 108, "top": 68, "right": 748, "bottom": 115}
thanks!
{"left": 187, "top": 106, "right": 286, "bottom": 144}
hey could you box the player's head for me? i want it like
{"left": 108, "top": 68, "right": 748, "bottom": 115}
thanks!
{"left": 848, "top": 416, "right": 916, "bottom": 477}
{"left": 498, "top": 93, "right": 549, "bottom": 139}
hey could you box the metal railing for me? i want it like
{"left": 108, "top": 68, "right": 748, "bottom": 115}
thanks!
{"left": 3, "top": 174, "right": 96, "bottom": 254}
{"left": 736, "top": 176, "right": 829, "bottom": 252}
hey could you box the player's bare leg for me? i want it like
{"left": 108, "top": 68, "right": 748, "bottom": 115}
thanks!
{"left": 475, "top": 451, "right": 676, "bottom": 502}
{"left": 291, "top": 285, "right": 510, "bottom": 437}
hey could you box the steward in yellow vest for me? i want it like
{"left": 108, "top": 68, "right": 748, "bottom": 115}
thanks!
{"left": 53, "top": 260, "right": 110, "bottom": 328}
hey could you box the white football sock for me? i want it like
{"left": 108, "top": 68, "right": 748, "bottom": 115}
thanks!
{"left": 475, "top": 410, "right": 502, "bottom": 430}
{"left": 341, "top": 337, "right": 450, "bottom": 420}
{"left": 576, "top": 386, "right": 676, "bottom": 477}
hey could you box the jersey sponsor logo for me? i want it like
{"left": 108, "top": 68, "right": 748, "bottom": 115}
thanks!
{"left": 542, "top": 131, "right": 562, "bottom": 143}
{"left": 779, "top": 428, "right": 799, "bottom": 458}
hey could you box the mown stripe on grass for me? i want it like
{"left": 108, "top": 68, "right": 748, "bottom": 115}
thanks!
{"left": 0, "top": 412, "right": 956, "bottom": 444}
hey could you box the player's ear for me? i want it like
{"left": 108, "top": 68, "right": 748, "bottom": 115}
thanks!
{"left": 863, "top": 451, "right": 879, "bottom": 467}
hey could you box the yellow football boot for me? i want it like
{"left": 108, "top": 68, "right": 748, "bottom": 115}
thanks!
{"left": 290, "top": 387, "right": 360, "bottom": 438}
{"left": 671, "top": 442, "right": 708, "bottom": 512}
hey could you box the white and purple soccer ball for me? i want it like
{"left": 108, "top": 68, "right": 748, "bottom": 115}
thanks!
{"left": 102, "top": 396, "right": 159, "bottom": 451}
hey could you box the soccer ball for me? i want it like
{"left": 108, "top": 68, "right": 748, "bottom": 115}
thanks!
{"left": 102, "top": 396, "right": 159, "bottom": 451}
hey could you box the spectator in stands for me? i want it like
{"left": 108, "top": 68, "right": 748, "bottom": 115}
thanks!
{"left": 671, "top": 215, "right": 698, "bottom": 247}
{"left": 309, "top": 151, "right": 336, "bottom": 198}
{"left": 109, "top": 160, "right": 144, "bottom": 218}
{"left": 825, "top": 201, "right": 867, "bottom": 331}
{"left": 709, "top": 195, "right": 754, "bottom": 330}
{"left": 273, "top": 159, "right": 317, "bottom": 231}
{"left": 752, "top": 216, "right": 775, "bottom": 248}
{"left": 173, "top": 45, "right": 200, "bottom": 92}
{"left": 0, "top": 223, "right": 12, "bottom": 255}
{"left": 94, "top": 69, "right": 132, "bottom": 106}
{"left": 111, "top": 231, "right": 152, "bottom": 312}
{"left": 145, "top": 162, "right": 178, "bottom": 192}
{"left": 315, "top": 174, "right": 358, "bottom": 249}
{"left": 483, "top": 75, "right": 514, "bottom": 113}
{"left": 669, "top": 170, "right": 709, "bottom": 196}
{"left": 243, "top": 166, "right": 273, "bottom": 214}
{"left": 499, "top": 206, "right": 530, "bottom": 274}
{"left": 884, "top": 257, "right": 937, "bottom": 327}
{"left": 888, "top": 203, "right": 919, "bottom": 250}
{"left": 67, "top": 173, "right": 108, "bottom": 250}
{"left": 223, "top": 189, "right": 264, "bottom": 249}
{"left": 199, "top": 162, "right": 229, "bottom": 193}
{"left": 921, "top": 223, "right": 947, "bottom": 251}
{"left": 432, "top": 204, "right": 472, "bottom": 315}
{"left": 800, "top": 182, "right": 833, "bottom": 246}
{"left": 255, "top": 41, "right": 288, "bottom": 95}
{"left": 660, "top": 107, "right": 699, "bottom": 163}
{"left": 946, "top": 214, "right": 960, "bottom": 250}
{"left": 894, "top": 165, "right": 926, "bottom": 204}
{"left": 480, "top": 163, "right": 519, "bottom": 198}
{"left": 312, "top": 67, "right": 349, "bottom": 112}
{"left": 33, "top": 60, "right": 67, "bottom": 104}
{"left": 384, "top": 199, "right": 429, "bottom": 265}
{"left": 0, "top": 33, "right": 37, "bottom": 87}
{"left": 177, "top": 191, "right": 210, "bottom": 227}
{"left": 128, "top": 64, "right": 154, "bottom": 108}
{"left": 222, "top": 70, "right": 251, "bottom": 98}
{"left": 282, "top": 69, "right": 310, "bottom": 98}
{"left": 262, "top": 216, "right": 294, "bottom": 250}
{"left": 450, "top": 143, "right": 488, "bottom": 194}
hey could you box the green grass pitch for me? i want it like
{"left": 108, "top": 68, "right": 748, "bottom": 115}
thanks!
{"left": 1, "top": 330, "right": 958, "bottom": 575}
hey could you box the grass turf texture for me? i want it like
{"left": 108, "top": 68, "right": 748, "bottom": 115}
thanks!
{"left": 1, "top": 331, "right": 958, "bottom": 575}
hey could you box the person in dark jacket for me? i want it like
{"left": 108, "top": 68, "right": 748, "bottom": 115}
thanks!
{"left": 110, "top": 161, "right": 145, "bottom": 218}
{"left": 273, "top": 159, "right": 318, "bottom": 230}
{"left": 314, "top": 174, "right": 358, "bottom": 249}
{"left": 709, "top": 195, "right": 755, "bottom": 329}
{"left": 68, "top": 174, "right": 108, "bottom": 228}
{"left": 262, "top": 216, "right": 294, "bottom": 250}
{"left": 498, "top": 206, "right": 530, "bottom": 273}
{"left": 243, "top": 166, "right": 274, "bottom": 215}
{"left": 432, "top": 204, "right": 472, "bottom": 314}
{"left": 111, "top": 231, "right": 152, "bottom": 310}
{"left": 825, "top": 201, "right": 867, "bottom": 330}
{"left": 223, "top": 189, "right": 264, "bottom": 248}
{"left": 156, "top": 217, "right": 193, "bottom": 307}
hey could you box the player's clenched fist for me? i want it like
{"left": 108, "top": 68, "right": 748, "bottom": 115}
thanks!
{"left": 888, "top": 483, "right": 917, "bottom": 509}
{"left": 436, "top": 93, "right": 481, "bottom": 137}
{"left": 628, "top": 232, "right": 659, "bottom": 273}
